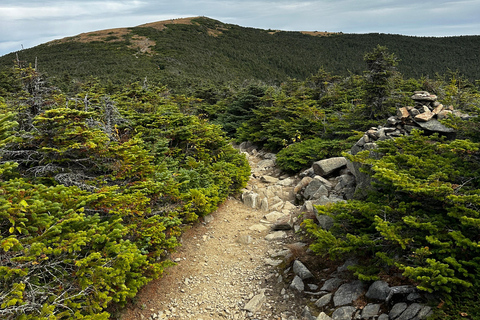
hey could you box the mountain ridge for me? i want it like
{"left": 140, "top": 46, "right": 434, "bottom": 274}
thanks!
{"left": 1, "top": 16, "right": 479, "bottom": 91}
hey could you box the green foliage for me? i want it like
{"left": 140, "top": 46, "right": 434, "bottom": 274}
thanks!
{"left": 276, "top": 138, "right": 351, "bottom": 172}
{"left": 0, "top": 66, "right": 250, "bottom": 318}
{"left": 306, "top": 130, "right": 480, "bottom": 298}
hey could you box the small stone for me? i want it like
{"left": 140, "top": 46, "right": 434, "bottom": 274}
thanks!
{"left": 265, "top": 231, "right": 287, "bottom": 241}
{"left": 432, "top": 103, "right": 444, "bottom": 114}
{"left": 331, "top": 306, "right": 356, "bottom": 320}
{"left": 237, "top": 234, "right": 252, "bottom": 244}
{"left": 320, "top": 278, "right": 343, "bottom": 292}
{"left": 315, "top": 293, "right": 332, "bottom": 308}
{"left": 414, "top": 110, "right": 434, "bottom": 122}
{"left": 204, "top": 215, "right": 214, "bottom": 224}
{"left": 317, "top": 312, "right": 333, "bottom": 320}
{"left": 249, "top": 224, "right": 269, "bottom": 232}
{"left": 293, "top": 260, "right": 314, "bottom": 280}
{"left": 397, "top": 107, "right": 410, "bottom": 119}
{"left": 261, "top": 175, "right": 279, "bottom": 184}
{"left": 290, "top": 275, "right": 305, "bottom": 292}
{"left": 361, "top": 303, "right": 381, "bottom": 319}
{"left": 243, "top": 292, "right": 266, "bottom": 312}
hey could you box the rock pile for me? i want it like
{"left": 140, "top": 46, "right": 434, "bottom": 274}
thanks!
{"left": 348, "top": 91, "right": 464, "bottom": 198}
{"left": 351, "top": 91, "right": 459, "bottom": 157}
{"left": 237, "top": 143, "right": 435, "bottom": 320}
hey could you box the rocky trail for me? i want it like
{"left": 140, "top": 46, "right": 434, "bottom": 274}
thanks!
{"left": 119, "top": 148, "right": 318, "bottom": 320}
{"left": 120, "top": 113, "right": 442, "bottom": 320}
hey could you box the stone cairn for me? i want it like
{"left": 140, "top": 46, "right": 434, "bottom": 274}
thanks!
{"left": 351, "top": 91, "right": 464, "bottom": 157}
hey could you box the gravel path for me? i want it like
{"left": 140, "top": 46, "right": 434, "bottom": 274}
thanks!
{"left": 119, "top": 155, "right": 309, "bottom": 320}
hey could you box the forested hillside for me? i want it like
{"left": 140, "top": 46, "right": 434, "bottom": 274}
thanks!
{"left": 1, "top": 17, "right": 480, "bottom": 93}
{"left": 1, "top": 20, "right": 480, "bottom": 319}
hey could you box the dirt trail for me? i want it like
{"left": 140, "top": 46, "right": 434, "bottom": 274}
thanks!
{"left": 119, "top": 155, "right": 308, "bottom": 320}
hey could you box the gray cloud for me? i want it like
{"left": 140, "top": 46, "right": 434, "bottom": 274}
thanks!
{"left": 1, "top": 0, "right": 479, "bottom": 56}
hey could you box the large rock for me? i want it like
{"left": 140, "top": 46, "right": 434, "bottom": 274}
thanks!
{"left": 312, "top": 157, "right": 347, "bottom": 177}
{"left": 366, "top": 280, "right": 390, "bottom": 301}
{"left": 293, "top": 260, "right": 314, "bottom": 280}
{"left": 333, "top": 281, "right": 365, "bottom": 307}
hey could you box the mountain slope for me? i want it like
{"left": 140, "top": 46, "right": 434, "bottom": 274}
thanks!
{"left": 1, "top": 17, "right": 479, "bottom": 90}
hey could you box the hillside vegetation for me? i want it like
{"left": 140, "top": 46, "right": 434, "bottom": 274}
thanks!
{"left": 1, "top": 17, "right": 480, "bottom": 92}
{"left": 1, "top": 19, "right": 480, "bottom": 319}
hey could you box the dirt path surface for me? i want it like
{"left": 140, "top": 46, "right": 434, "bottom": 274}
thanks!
{"left": 119, "top": 154, "right": 311, "bottom": 320}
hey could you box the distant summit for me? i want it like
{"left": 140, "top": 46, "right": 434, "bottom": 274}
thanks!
{"left": 2, "top": 16, "right": 479, "bottom": 90}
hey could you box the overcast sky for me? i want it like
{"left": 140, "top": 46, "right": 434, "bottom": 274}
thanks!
{"left": 1, "top": 0, "right": 479, "bottom": 57}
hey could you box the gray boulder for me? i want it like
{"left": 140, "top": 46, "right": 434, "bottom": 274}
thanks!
{"left": 333, "top": 281, "right": 365, "bottom": 307}
{"left": 366, "top": 280, "right": 390, "bottom": 301}
{"left": 313, "top": 157, "right": 347, "bottom": 177}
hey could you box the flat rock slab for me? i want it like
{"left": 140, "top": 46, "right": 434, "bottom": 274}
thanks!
{"left": 415, "top": 118, "right": 455, "bottom": 133}
{"left": 313, "top": 157, "right": 347, "bottom": 176}
{"left": 243, "top": 292, "right": 265, "bottom": 312}
{"left": 389, "top": 302, "right": 407, "bottom": 319}
{"left": 333, "top": 281, "right": 365, "bottom": 307}
{"left": 249, "top": 224, "right": 269, "bottom": 232}
{"left": 265, "top": 231, "right": 287, "bottom": 241}
{"left": 397, "top": 303, "right": 422, "bottom": 320}
{"left": 321, "top": 277, "right": 344, "bottom": 292}
{"left": 264, "top": 211, "right": 288, "bottom": 222}
{"left": 361, "top": 303, "right": 381, "bottom": 319}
